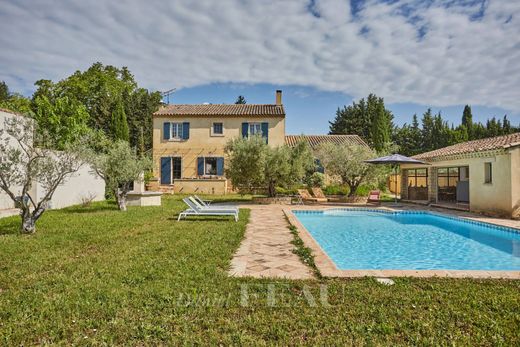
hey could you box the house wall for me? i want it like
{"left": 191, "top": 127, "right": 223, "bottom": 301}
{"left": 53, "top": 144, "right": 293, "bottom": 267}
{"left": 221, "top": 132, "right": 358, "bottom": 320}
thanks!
{"left": 401, "top": 151, "right": 515, "bottom": 218}
{"left": 510, "top": 147, "right": 520, "bottom": 219}
{"left": 152, "top": 115, "right": 285, "bottom": 192}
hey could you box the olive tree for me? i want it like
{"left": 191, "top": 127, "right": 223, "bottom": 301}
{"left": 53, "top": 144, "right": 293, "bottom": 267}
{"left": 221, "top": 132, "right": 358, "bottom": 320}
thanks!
{"left": 315, "top": 143, "right": 385, "bottom": 197}
{"left": 0, "top": 117, "right": 83, "bottom": 233}
{"left": 89, "top": 140, "right": 151, "bottom": 211}
{"left": 225, "top": 136, "right": 314, "bottom": 197}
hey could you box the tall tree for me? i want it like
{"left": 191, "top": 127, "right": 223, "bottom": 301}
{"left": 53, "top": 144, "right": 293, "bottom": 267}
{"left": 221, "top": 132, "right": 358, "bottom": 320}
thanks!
{"left": 235, "top": 95, "right": 246, "bottom": 104}
{"left": 111, "top": 99, "right": 129, "bottom": 141}
{"left": 486, "top": 117, "right": 502, "bottom": 137}
{"left": 0, "top": 81, "right": 9, "bottom": 102}
{"left": 32, "top": 62, "right": 161, "bottom": 151}
{"left": 420, "top": 109, "right": 434, "bottom": 152}
{"left": 502, "top": 115, "right": 512, "bottom": 134}
{"left": 370, "top": 100, "right": 392, "bottom": 152}
{"left": 462, "top": 105, "right": 473, "bottom": 138}
{"left": 33, "top": 95, "right": 90, "bottom": 149}
{"left": 0, "top": 81, "right": 32, "bottom": 115}
{"left": 329, "top": 94, "right": 393, "bottom": 149}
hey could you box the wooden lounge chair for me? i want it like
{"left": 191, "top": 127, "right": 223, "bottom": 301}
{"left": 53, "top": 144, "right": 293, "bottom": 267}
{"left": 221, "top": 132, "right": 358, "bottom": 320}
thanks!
{"left": 178, "top": 198, "right": 238, "bottom": 221}
{"left": 297, "top": 189, "right": 327, "bottom": 204}
{"left": 367, "top": 190, "right": 381, "bottom": 205}
{"left": 311, "top": 187, "right": 329, "bottom": 202}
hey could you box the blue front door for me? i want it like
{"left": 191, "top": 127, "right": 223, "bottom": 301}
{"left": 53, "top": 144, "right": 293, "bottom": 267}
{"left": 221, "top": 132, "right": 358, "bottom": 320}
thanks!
{"left": 160, "top": 157, "right": 171, "bottom": 184}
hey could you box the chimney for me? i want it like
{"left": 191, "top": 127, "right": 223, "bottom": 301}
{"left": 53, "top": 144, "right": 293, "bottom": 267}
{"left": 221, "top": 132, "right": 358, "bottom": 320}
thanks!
{"left": 275, "top": 90, "right": 282, "bottom": 105}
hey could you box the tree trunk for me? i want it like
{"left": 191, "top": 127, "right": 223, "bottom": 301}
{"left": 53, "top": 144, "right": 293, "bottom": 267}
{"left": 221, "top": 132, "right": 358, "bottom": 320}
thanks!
{"left": 268, "top": 181, "right": 276, "bottom": 198}
{"left": 20, "top": 208, "right": 36, "bottom": 234}
{"left": 347, "top": 183, "right": 359, "bottom": 197}
{"left": 116, "top": 190, "right": 127, "bottom": 211}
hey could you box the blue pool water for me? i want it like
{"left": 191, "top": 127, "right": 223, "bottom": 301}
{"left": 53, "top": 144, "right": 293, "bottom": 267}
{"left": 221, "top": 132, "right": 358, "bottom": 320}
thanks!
{"left": 293, "top": 210, "right": 520, "bottom": 270}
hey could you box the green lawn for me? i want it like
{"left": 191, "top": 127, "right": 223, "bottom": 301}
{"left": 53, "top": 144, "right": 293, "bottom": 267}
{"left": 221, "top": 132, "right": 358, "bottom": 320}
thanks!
{"left": 0, "top": 195, "right": 518, "bottom": 345}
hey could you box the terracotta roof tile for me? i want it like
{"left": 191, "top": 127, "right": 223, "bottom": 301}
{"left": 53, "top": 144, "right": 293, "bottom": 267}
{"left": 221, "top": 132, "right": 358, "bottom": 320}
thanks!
{"left": 154, "top": 104, "right": 285, "bottom": 117}
{"left": 413, "top": 132, "right": 520, "bottom": 160}
{"left": 285, "top": 135, "right": 369, "bottom": 149}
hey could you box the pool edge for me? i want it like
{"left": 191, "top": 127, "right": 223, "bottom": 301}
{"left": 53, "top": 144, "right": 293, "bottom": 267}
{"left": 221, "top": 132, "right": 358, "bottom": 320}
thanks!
{"left": 283, "top": 207, "right": 520, "bottom": 280}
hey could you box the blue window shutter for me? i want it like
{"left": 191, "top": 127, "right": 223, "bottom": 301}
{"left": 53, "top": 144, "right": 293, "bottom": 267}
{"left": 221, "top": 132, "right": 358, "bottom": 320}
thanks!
{"left": 182, "top": 122, "right": 190, "bottom": 139}
{"left": 241, "top": 122, "right": 249, "bottom": 138}
{"left": 315, "top": 159, "right": 325, "bottom": 173}
{"left": 163, "top": 122, "right": 170, "bottom": 140}
{"left": 261, "top": 122, "right": 269, "bottom": 143}
{"left": 160, "top": 157, "right": 171, "bottom": 184}
{"left": 216, "top": 157, "right": 224, "bottom": 176}
{"left": 197, "top": 157, "right": 204, "bottom": 176}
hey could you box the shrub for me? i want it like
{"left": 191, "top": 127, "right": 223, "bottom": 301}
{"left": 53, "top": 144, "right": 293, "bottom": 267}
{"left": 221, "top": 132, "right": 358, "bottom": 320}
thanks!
{"left": 323, "top": 184, "right": 350, "bottom": 196}
{"left": 305, "top": 172, "right": 325, "bottom": 188}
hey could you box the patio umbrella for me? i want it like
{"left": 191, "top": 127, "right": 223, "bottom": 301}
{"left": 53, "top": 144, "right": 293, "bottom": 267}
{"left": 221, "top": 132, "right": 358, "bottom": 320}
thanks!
{"left": 365, "top": 154, "right": 430, "bottom": 205}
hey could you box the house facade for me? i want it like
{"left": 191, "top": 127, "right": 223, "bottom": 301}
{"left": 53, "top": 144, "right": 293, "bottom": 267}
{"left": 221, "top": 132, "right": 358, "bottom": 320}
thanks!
{"left": 152, "top": 90, "right": 368, "bottom": 194}
{"left": 400, "top": 133, "right": 520, "bottom": 219}
{"left": 152, "top": 91, "right": 286, "bottom": 194}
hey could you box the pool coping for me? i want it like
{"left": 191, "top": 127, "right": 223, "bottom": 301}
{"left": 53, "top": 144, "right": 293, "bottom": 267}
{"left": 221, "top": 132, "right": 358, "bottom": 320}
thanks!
{"left": 283, "top": 207, "right": 520, "bottom": 280}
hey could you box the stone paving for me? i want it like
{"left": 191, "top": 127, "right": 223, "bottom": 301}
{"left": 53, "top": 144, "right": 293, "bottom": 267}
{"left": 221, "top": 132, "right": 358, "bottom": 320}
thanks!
{"left": 229, "top": 204, "right": 314, "bottom": 279}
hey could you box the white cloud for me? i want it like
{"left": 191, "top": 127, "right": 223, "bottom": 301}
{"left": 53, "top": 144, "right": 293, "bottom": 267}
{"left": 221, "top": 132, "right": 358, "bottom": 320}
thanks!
{"left": 0, "top": 0, "right": 519, "bottom": 112}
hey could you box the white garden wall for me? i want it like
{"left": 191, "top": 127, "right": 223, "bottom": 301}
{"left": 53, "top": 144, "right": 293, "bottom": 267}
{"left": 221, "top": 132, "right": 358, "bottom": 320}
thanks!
{"left": 32, "top": 164, "right": 105, "bottom": 209}
{"left": 0, "top": 109, "right": 24, "bottom": 210}
{"left": 1, "top": 109, "right": 105, "bottom": 212}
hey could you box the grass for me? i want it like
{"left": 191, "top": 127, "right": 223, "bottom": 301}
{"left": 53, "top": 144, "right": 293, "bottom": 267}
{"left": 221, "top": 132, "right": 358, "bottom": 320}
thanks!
{"left": 288, "top": 224, "right": 321, "bottom": 278}
{"left": 0, "top": 195, "right": 519, "bottom": 345}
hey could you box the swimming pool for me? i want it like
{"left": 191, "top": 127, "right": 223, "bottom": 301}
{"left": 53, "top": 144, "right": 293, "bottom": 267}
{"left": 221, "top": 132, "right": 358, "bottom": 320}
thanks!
{"left": 293, "top": 209, "right": 520, "bottom": 271}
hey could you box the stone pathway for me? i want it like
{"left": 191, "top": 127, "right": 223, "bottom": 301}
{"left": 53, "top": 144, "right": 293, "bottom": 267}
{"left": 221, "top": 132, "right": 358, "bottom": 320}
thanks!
{"left": 229, "top": 205, "right": 313, "bottom": 279}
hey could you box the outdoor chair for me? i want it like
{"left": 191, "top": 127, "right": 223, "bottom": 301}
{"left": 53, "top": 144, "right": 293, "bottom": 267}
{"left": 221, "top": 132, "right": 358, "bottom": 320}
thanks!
{"left": 178, "top": 198, "right": 238, "bottom": 221}
{"left": 367, "top": 190, "right": 381, "bottom": 205}
{"left": 297, "top": 189, "right": 327, "bottom": 204}
{"left": 189, "top": 196, "right": 238, "bottom": 212}
{"left": 311, "top": 187, "right": 329, "bottom": 202}
{"left": 193, "top": 195, "right": 238, "bottom": 210}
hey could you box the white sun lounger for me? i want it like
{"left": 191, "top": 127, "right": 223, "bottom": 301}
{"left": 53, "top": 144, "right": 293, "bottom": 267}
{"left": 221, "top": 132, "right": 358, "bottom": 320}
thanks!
{"left": 189, "top": 196, "right": 238, "bottom": 212}
{"left": 178, "top": 198, "right": 238, "bottom": 222}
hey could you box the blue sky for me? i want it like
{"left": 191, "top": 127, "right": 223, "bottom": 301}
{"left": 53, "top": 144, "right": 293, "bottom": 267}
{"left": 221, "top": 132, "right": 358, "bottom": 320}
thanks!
{"left": 0, "top": 0, "right": 519, "bottom": 134}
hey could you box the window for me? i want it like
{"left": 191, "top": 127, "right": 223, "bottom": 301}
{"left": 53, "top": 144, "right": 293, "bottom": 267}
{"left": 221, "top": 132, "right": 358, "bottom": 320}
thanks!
{"left": 204, "top": 158, "right": 217, "bottom": 175}
{"left": 484, "top": 162, "right": 492, "bottom": 183}
{"left": 249, "top": 123, "right": 262, "bottom": 136}
{"left": 407, "top": 168, "right": 428, "bottom": 187}
{"left": 212, "top": 122, "right": 223, "bottom": 136}
{"left": 198, "top": 157, "right": 224, "bottom": 176}
{"left": 171, "top": 122, "right": 183, "bottom": 139}
{"left": 172, "top": 157, "right": 182, "bottom": 179}
{"left": 437, "top": 167, "right": 459, "bottom": 188}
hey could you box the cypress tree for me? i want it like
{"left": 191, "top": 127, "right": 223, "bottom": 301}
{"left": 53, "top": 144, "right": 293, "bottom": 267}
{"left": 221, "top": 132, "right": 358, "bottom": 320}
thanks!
{"left": 503, "top": 115, "right": 512, "bottom": 134}
{"left": 409, "top": 114, "right": 422, "bottom": 154}
{"left": 111, "top": 99, "right": 129, "bottom": 141}
{"left": 370, "top": 100, "right": 391, "bottom": 152}
{"left": 421, "top": 109, "right": 434, "bottom": 152}
{"left": 462, "top": 105, "right": 473, "bottom": 138}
